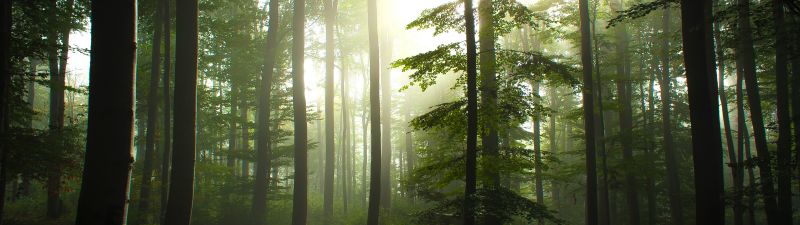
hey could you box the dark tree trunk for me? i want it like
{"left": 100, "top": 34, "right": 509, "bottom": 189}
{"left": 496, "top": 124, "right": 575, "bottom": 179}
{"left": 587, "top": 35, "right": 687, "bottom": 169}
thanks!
{"left": 241, "top": 96, "right": 249, "bottom": 177}
{"left": 323, "top": 0, "right": 336, "bottom": 220}
{"left": 362, "top": 72, "right": 369, "bottom": 209}
{"left": 73, "top": 1, "right": 136, "bottom": 224}
{"left": 735, "top": 0, "right": 779, "bottom": 223}
{"left": 579, "top": 0, "right": 598, "bottom": 223}
{"left": 160, "top": 0, "right": 173, "bottom": 222}
{"left": 736, "top": 58, "right": 753, "bottom": 225}
{"left": 794, "top": 18, "right": 800, "bottom": 208}
{"left": 679, "top": 0, "right": 725, "bottom": 224}
{"left": 713, "top": 8, "right": 742, "bottom": 225}
{"left": 47, "top": 0, "right": 72, "bottom": 218}
{"left": 772, "top": 1, "right": 793, "bottom": 224}
{"left": 0, "top": 0, "right": 10, "bottom": 222}
{"left": 290, "top": 0, "right": 308, "bottom": 221}
{"left": 367, "top": 0, "right": 382, "bottom": 222}
{"left": 589, "top": 3, "right": 609, "bottom": 223}
{"left": 252, "top": 0, "right": 279, "bottom": 223}
{"left": 658, "top": 8, "right": 683, "bottom": 225}
{"left": 228, "top": 84, "right": 237, "bottom": 173}
{"left": 463, "top": 0, "right": 478, "bottom": 224}
{"left": 532, "top": 83, "right": 544, "bottom": 225}
{"left": 163, "top": 0, "right": 198, "bottom": 223}
{"left": 139, "top": 2, "right": 165, "bottom": 222}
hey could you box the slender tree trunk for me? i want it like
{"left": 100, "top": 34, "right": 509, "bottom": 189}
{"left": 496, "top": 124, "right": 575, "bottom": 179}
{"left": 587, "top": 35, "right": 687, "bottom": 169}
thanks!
{"left": 160, "top": 0, "right": 173, "bottom": 222}
{"left": 736, "top": 58, "right": 753, "bottom": 225}
{"left": 290, "top": 0, "right": 309, "bottom": 221}
{"left": 139, "top": 2, "right": 165, "bottom": 222}
{"left": 73, "top": 1, "right": 136, "bottom": 223}
{"left": 736, "top": 0, "right": 780, "bottom": 223}
{"left": 793, "top": 18, "right": 800, "bottom": 209}
{"left": 341, "top": 61, "right": 350, "bottom": 214}
{"left": 680, "top": 1, "right": 725, "bottom": 224}
{"left": 228, "top": 84, "right": 238, "bottom": 173}
{"left": 579, "top": 0, "right": 598, "bottom": 223}
{"left": 252, "top": 0, "right": 280, "bottom": 224}
{"left": 463, "top": 0, "right": 478, "bottom": 224}
{"left": 478, "top": 0, "right": 499, "bottom": 188}
{"left": 0, "top": 0, "right": 10, "bottom": 222}
{"left": 532, "top": 83, "right": 544, "bottom": 225}
{"left": 241, "top": 96, "right": 249, "bottom": 177}
{"left": 367, "top": 0, "right": 382, "bottom": 222}
{"left": 612, "top": 2, "right": 639, "bottom": 223}
{"left": 589, "top": 3, "right": 610, "bottom": 223}
{"left": 658, "top": 8, "right": 684, "bottom": 225}
{"left": 714, "top": 11, "right": 743, "bottom": 225}
{"left": 379, "top": 27, "right": 393, "bottom": 211}
{"left": 323, "top": 0, "right": 336, "bottom": 220}
{"left": 772, "top": 2, "right": 793, "bottom": 224}
{"left": 47, "top": 0, "right": 72, "bottom": 217}
{"left": 362, "top": 71, "right": 369, "bottom": 209}
{"left": 163, "top": 0, "right": 198, "bottom": 223}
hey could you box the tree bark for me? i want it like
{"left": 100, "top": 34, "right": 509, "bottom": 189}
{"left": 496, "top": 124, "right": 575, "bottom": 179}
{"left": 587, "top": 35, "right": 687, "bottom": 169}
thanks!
{"left": 478, "top": 0, "right": 499, "bottom": 187}
{"left": 323, "top": 0, "right": 336, "bottom": 220}
{"left": 367, "top": 0, "right": 382, "bottom": 222}
{"left": 139, "top": 2, "right": 165, "bottom": 222}
{"left": 0, "top": 0, "right": 10, "bottom": 222}
{"left": 379, "top": 23, "right": 393, "bottom": 211}
{"left": 463, "top": 0, "right": 478, "bottom": 224}
{"left": 735, "top": 0, "right": 779, "bottom": 223}
{"left": 252, "top": 0, "right": 280, "bottom": 224}
{"left": 290, "top": 0, "right": 308, "bottom": 221}
{"left": 163, "top": 0, "right": 198, "bottom": 223}
{"left": 579, "top": 0, "right": 598, "bottom": 223}
{"left": 73, "top": 1, "right": 136, "bottom": 223}
{"left": 47, "top": 0, "right": 72, "bottom": 218}
{"left": 771, "top": 1, "right": 793, "bottom": 224}
{"left": 160, "top": 0, "right": 173, "bottom": 222}
{"left": 679, "top": 0, "right": 725, "bottom": 224}
{"left": 658, "top": 8, "right": 683, "bottom": 225}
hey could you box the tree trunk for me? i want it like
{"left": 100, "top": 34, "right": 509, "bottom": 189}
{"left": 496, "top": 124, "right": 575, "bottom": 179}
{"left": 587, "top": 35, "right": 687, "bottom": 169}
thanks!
{"left": 73, "top": 1, "right": 136, "bottom": 223}
{"left": 478, "top": 0, "right": 499, "bottom": 188}
{"left": 341, "top": 60, "right": 350, "bottom": 214}
{"left": 139, "top": 2, "right": 165, "bottom": 222}
{"left": 735, "top": 56, "right": 753, "bottom": 225}
{"left": 47, "top": 0, "right": 72, "bottom": 218}
{"left": 771, "top": 1, "right": 793, "bottom": 224}
{"left": 463, "top": 0, "right": 478, "bottom": 224}
{"left": 794, "top": 18, "right": 800, "bottom": 209}
{"left": 379, "top": 25, "right": 393, "bottom": 211}
{"left": 362, "top": 70, "right": 369, "bottom": 209}
{"left": 228, "top": 84, "right": 238, "bottom": 173}
{"left": 367, "top": 0, "right": 382, "bottom": 222}
{"left": 323, "top": 0, "right": 336, "bottom": 220}
{"left": 658, "top": 8, "right": 684, "bottom": 225}
{"left": 241, "top": 96, "right": 249, "bottom": 177}
{"left": 579, "top": 0, "right": 598, "bottom": 223}
{"left": 290, "top": 0, "right": 308, "bottom": 221}
{"left": 0, "top": 0, "right": 10, "bottom": 222}
{"left": 252, "top": 0, "right": 280, "bottom": 223}
{"left": 532, "top": 83, "right": 544, "bottom": 225}
{"left": 713, "top": 8, "right": 743, "bottom": 225}
{"left": 163, "top": 0, "right": 198, "bottom": 223}
{"left": 160, "top": 0, "right": 173, "bottom": 222}
{"left": 679, "top": 1, "right": 725, "bottom": 224}
{"left": 736, "top": 0, "right": 779, "bottom": 223}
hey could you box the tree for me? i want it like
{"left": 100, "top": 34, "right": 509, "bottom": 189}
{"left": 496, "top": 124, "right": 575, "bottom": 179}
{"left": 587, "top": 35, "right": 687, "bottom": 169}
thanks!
{"left": 578, "top": 0, "right": 598, "bottom": 224}
{"left": 251, "top": 0, "right": 280, "bottom": 224}
{"left": 323, "top": 0, "right": 335, "bottom": 220}
{"left": 367, "top": 0, "right": 382, "bottom": 222}
{"left": 138, "top": 0, "right": 165, "bottom": 221}
{"left": 658, "top": 7, "right": 683, "bottom": 225}
{"left": 735, "top": 0, "right": 779, "bottom": 223}
{"left": 290, "top": 0, "right": 309, "bottom": 222}
{"left": 771, "top": 1, "right": 792, "bottom": 224}
{"left": 478, "top": 0, "right": 498, "bottom": 187}
{"left": 163, "top": 0, "right": 198, "bottom": 223}
{"left": 73, "top": 1, "right": 137, "bottom": 224}
{"left": 0, "top": 0, "right": 10, "bottom": 222}
{"left": 463, "top": 0, "right": 478, "bottom": 224}
{"left": 160, "top": 0, "right": 172, "bottom": 222}
{"left": 679, "top": 0, "right": 724, "bottom": 224}
{"left": 46, "top": 0, "right": 74, "bottom": 218}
